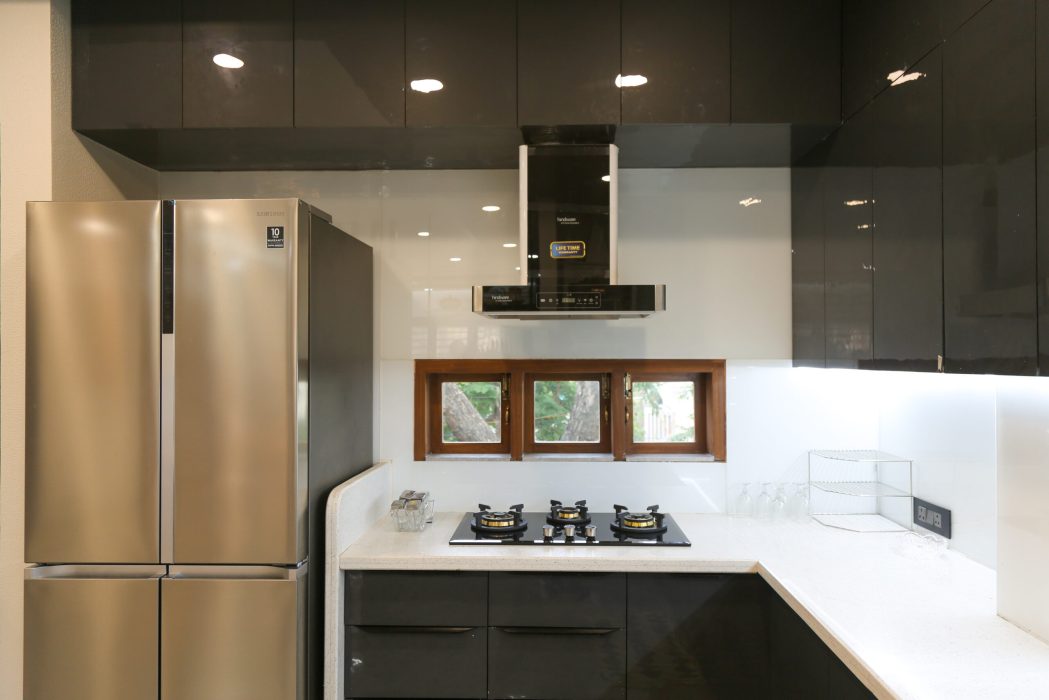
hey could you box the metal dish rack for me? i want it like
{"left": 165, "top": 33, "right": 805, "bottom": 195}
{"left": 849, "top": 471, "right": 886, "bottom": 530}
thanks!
{"left": 808, "top": 450, "right": 913, "bottom": 533}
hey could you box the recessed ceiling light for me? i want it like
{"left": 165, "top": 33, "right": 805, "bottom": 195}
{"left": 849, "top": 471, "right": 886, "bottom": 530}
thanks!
{"left": 601, "top": 175, "right": 611, "bottom": 182}
{"left": 739, "top": 197, "right": 762, "bottom": 207}
{"left": 482, "top": 205, "right": 500, "bottom": 212}
{"left": 213, "top": 53, "right": 244, "bottom": 69}
{"left": 503, "top": 242, "right": 517, "bottom": 248}
{"left": 417, "top": 231, "right": 430, "bottom": 237}
{"left": 615, "top": 74, "right": 648, "bottom": 88}
{"left": 449, "top": 256, "right": 462, "bottom": 262}
{"left": 410, "top": 78, "right": 444, "bottom": 93}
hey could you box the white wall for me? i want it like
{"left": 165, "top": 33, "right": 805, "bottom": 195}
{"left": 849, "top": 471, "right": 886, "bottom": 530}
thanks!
{"left": 1, "top": 4, "right": 53, "bottom": 696}
{"left": 996, "top": 377, "right": 1049, "bottom": 642}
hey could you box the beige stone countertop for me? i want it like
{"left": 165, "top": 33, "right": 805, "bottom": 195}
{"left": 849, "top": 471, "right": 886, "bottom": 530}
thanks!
{"left": 340, "top": 512, "right": 1049, "bottom": 700}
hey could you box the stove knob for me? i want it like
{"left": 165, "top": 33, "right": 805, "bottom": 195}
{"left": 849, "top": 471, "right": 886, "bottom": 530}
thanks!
{"left": 542, "top": 524, "right": 555, "bottom": 542}
{"left": 563, "top": 524, "right": 576, "bottom": 541}
{"left": 584, "top": 524, "right": 597, "bottom": 541}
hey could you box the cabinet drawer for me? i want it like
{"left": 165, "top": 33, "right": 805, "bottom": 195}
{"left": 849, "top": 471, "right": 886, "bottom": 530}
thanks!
{"left": 489, "top": 626, "right": 626, "bottom": 700}
{"left": 345, "top": 570, "right": 487, "bottom": 626}
{"left": 346, "top": 625, "right": 486, "bottom": 699}
{"left": 489, "top": 572, "right": 625, "bottom": 628}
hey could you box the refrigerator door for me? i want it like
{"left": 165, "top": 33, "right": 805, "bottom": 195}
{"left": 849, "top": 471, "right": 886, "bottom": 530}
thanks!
{"left": 171, "top": 199, "right": 308, "bottom": 565}
{"left": 161, "top": 565, "right": 306, "bottom": 700}
{"left": 26, "top": 200, "right": 162, "bottom": 564}
{"left": 24, "top": 565, "right": 164, "bottom": 700}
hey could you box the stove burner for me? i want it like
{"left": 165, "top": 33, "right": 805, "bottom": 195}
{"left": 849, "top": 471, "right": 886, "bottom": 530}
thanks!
{"left": 611, "top": 504, "right": 668, "bottom": 535}
{"left": 546, "top": 499, "right": 591, "bottom": 528}
{"left": 472, "top": 503, "right": 527, "bottom": 535}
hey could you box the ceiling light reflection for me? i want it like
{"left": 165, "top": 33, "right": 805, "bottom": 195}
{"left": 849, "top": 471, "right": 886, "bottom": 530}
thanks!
{"left": 213, "top": 53, "right": 244, "bottom": 69}
{"left": 449, "top": 257, "right": 462, "bottom": 262}
{"left": 417, "top": 231, "right": 430, "bottom": 237}
{"left": 410, "top": 78, "right": 444, "bottom": 93}
{"left": 739, "top": 197, "right": 762, "bottom": 207}
{"left": 615, "top": 74, "right": 648, "bottom": 88}
{"left": 482, "top": 205, "right": 500, "bottom": 212}
{"left": 503, "top": 242, "right": 517, "bottom": 248}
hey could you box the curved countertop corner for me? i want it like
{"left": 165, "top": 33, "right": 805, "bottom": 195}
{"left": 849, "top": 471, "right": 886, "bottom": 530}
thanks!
{"left": 337, "top": 510, "right": 1049, "bottom": 700}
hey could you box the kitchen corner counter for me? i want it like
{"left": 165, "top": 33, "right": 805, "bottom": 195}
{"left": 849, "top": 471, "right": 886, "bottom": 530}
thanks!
{"left": 340, "top": 512, "right": 1049, "bottom": 700}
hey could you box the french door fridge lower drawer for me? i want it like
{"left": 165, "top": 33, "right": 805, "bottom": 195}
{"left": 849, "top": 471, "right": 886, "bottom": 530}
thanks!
{"left": 161, "top": 566, "right": 306, "bottom": 700}
{"left": 24, "top": 565, "right": 163, "bottom": 700}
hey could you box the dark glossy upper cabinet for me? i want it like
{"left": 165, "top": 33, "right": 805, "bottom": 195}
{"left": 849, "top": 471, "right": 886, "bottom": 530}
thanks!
{"left": 405, "top": 0, "right": 515, "bottom": 127}
{"left": 792, "top": 142, "right": 828, "bottom": 368}
{"left": 1038, "top": 0, "right": 1049, "bottom": 375}
{"left": 943, "top": 0, "right": 1037, "bottom": 375}
{"left": 295, "top": 0, "right": 404, "bottom": 127}
{"left": 71, "top": 0, "right": 181, "bottom": 130}
{"left": 843, "top": 0, "right": 942, "bottom": 119}
{"left": 182, "top": 0, "right": 293, "bottom": 128}
{"left": 823, "top": 108, "right": 874, "bottom": 369}
{"left": 941, "top": 0, "right": 993, "bottom": 36}
{"left": 871, "top": 49, "right": 943, "bottom": 372}
{"left": 518, "top": 0, "right": 620, "bottom": 126}
{"left": 730, "top": 0, "right": 841, "bottom": 125}
{"left": 620, "top": 0, "right": 730, "bottom": 124}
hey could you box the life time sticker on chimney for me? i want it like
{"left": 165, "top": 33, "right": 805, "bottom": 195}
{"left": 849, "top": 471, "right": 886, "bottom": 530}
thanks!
{"left": 550, "top": 241, "right": 586, "bottom": 259}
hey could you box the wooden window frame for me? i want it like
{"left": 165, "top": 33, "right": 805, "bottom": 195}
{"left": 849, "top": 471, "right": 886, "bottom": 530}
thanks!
{"left": 524, "top": 373, "right": 612, "bottom": 455}
{"left": 625, "top": 372, "right": 705, "bottom": 455}
{"left": 426, "top": 372, "right": 511, "bottom": 456}
{"left": 414, "top": 359, "right": 726, "bottom": 462}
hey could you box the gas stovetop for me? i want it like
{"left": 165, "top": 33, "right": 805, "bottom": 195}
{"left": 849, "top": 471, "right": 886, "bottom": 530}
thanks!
{"left": 448, "top": 500, "right": 691, "bottom": 546}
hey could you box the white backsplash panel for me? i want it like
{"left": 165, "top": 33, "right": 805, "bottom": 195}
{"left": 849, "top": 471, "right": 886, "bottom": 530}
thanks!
{"left": 159, "top": 167, "right": 1002, "bottom": 569}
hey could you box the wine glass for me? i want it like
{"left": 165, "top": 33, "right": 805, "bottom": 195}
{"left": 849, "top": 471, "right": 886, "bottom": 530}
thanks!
{"left": 755, "top": 483, "right": 774, "bottom": 520}
{"left": 770, "top": 484, "right": 788, "bottom": 521}
{"left": 734, "top": 483, "right": 754, "bottom": 517}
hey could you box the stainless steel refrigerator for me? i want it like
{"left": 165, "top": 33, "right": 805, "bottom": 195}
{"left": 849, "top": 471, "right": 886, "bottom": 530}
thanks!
{"left": 24, "top": 198, "right": 373, "bottom": 700}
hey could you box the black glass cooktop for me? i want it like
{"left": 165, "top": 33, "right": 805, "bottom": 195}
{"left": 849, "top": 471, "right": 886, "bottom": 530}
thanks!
{"left": 448, "top": 511, "right": 691, "bottom": 546}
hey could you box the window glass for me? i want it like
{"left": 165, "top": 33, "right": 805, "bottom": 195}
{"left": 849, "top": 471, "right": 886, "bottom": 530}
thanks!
{"left": 533, "top": 380, "right": 601, "bottom": 443}
{"left": 441, "top": 381, "right": 501, "bottom": 443}
{"left": 632, "top": 381, "right": 695, "bottom": 443}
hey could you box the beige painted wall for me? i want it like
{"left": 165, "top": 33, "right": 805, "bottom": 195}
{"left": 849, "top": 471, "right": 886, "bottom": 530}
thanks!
{"left": 1, "top": 2, "right": 157, "bottom": 696}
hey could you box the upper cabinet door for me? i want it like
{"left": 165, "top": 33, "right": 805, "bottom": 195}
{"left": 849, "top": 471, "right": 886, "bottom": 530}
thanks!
{"left": 518, "top": 0, "right": 620, "bottom": 126}
{"left": 406, "top": 0, "right": 515, "bottom": 127}
{"left": 296, "top": 0, "right": 405, "bottom": 128}
{"left": 792, "top": 142, "right": 828, "bottom": 368}
{"left": 823, "top": 108, "right": 874, "bottom": 369}
{"left": 72, "top": 0, "right": 181, "bottom": 130}
{"left": 183, "top": 0, "right": 293, "bottom": 128}
{"left": 943, "top": 0, "right": 1037, "bottom": 375}
{"left": 1039, "top": 0, "right": 1049, "bottom": 375}
{"left": 730, "top": 0, "right": 841, "bottom": 125}
{"left": 842, "top": 0, "right": 877, "bottom": 119}
{"left": 872, "top": 49, "right": 943, "bottom": 372}
{"left": 620, "top": 0, "right": 730, "bottom": 124}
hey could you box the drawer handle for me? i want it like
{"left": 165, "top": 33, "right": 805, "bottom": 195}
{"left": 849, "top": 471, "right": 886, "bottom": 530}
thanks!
{"left": 499, "top": 627, "right": 617, "bottom": 636}
{"left": 355, "top": 626, "right": 477, "bottom": 634}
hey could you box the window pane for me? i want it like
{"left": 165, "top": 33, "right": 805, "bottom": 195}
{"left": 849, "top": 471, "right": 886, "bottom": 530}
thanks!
{"left": 632, "top": 381, "right": 695, "bottom": 443}
{"left": 442, "top": 381, "right": 501, "bottom": 443}
{"left": 533, "top": 380, "right": 601, "bottom": 443}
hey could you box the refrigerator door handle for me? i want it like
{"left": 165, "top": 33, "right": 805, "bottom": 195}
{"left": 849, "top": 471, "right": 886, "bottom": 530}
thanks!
{"left": 161, "top": 200, "right": 175, "bottom": 564}
{"left": 25, "top": 564, "right": 167, "bottom": 580}
{"left": 167, "top": 563, "right": 306, "bottom": 581}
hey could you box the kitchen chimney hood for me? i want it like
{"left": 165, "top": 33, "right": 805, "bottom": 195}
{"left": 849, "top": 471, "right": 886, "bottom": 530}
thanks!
{"left": 473, "top": 143, "right": 665, "bottom": 320}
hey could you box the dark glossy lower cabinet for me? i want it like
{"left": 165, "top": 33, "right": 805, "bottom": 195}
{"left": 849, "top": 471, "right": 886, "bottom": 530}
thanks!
{"left": 627, "top": 574, "right": 769, "bottom": 699}
{"left": 345, "top": 571, "right": 872, "bottom": 700}
{"left": 347, "top": 625, "right": 487, "bottom": 699}
{"left": 490, "top": 627, "right": 626, "bottom": 700}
